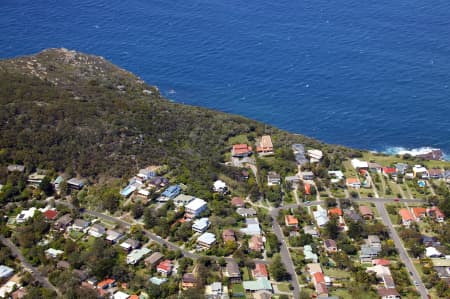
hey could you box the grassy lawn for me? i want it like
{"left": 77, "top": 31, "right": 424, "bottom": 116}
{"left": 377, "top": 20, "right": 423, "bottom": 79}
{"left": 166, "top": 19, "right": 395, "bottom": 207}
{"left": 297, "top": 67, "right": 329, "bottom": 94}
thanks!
{"left": 323, "top": 267, "right": 350, "bottom": 279}
{"left": 231, "top": 284, "right": 245, "bottom": 297}
{"left": 362, "top": 152, "right": 450, "bottom": 169}
{"left": 227, "top": 134, "right": 250, "bottom": 145}
{"left": 277, "top": 282, "right": 291, "bottom": 292}
{"left": 242, "top": 267, "right": 250, "bottom": 280}
{"left": 68, "top": 230, "right": 85, "bottom": 240}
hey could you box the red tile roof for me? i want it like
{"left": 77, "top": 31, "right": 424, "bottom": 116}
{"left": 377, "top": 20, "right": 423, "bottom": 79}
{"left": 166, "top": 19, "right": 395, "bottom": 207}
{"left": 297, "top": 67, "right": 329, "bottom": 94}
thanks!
{"left": 313, "top": 272, "right": 325, "bottom": 284}
{"left": 285, "top": 215, "right": 299, "bottom": 226}
{"left": 399, "top": 208, "right": 413, "bottom": 221}
{"left": 328, "top": 207, "right": 343, "bottom": 217}
{"left": 383, "top": 167, "right": 397, "bottom": 174}
{"left": 43, "top": 209, "right": 58, "bottom": 220}
{"left": 129, "top": 295, "right": 139, "bottom": 299}
{"left": 304, "top": 183, "right": 311, "bottom": 195}
{"left": 97, "top": 278, "right": 115, "bottom": 289}
{"left": 346, "top": 177, "right": 360, "bottom": 185}
{"left": 372, "top": 259, "right": 391, "bottom": 266}
{"left": 411, "top": 207, "right": 427, "bottom": 219}
{"left": 232, "top": 144, "right": 252, "bottom": 155}
{"left": 359, "top": 205, "right": 373, "bottom": 216}
{"left": 427, "top": 206, "right": 445, "bottom": 218}
{"left": 157, "top": 259, "right": 173, "bottom": 273}
{"left": 252, "top": 263, "right": 268, "bottom": 278}
{"left": 231, "top": 197, "right": 245, "bottom": 207}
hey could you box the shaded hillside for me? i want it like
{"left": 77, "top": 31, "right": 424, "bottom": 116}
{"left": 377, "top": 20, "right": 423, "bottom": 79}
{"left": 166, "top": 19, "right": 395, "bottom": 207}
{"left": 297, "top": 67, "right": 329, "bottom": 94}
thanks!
{"left": 0, "top": 48, "right": 356, "bottom": 190}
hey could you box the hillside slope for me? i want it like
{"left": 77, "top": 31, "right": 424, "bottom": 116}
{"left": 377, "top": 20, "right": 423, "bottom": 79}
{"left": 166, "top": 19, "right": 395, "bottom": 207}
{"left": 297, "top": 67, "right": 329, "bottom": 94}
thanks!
{"left": 0, "top": 48, "right": 355, "bottom": 190}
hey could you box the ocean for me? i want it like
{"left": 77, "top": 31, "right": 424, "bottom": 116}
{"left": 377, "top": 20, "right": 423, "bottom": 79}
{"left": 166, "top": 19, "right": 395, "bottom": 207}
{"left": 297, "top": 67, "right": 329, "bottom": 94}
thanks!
{"left": 1, "top": 0, "right": 450, "bottom": 155}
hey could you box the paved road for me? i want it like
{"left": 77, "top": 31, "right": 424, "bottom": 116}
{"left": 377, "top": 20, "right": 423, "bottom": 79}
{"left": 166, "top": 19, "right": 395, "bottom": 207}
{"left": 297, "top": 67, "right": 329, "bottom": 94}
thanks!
{"left": 0, "top": 236, "right": 61, "bottom": 296}
{"left": 270, "top": 207, "right": 300, "bottom": 299}
{"left": 374, "top": 201, "right": 428, "bottom": 299}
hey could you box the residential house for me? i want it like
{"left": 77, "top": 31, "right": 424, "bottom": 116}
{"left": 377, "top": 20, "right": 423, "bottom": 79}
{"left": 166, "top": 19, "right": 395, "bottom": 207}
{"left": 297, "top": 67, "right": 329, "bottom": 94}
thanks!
{"left": 222, "top": 229, "right": 236, "bottom": 243}
{"left": 97, "top": 278, "right": 116, "bottom": 290}
{"left": 252, "top": 263, "right": 268, "bottom": 279}
{"left": 197, "top": 232, "right": 216, "bottom": 249}
{"left": 185, "top": 198, "right": 208, "bottom": 220}
{"left": 149, "top": 277, "right": 167, "bottom": 286}
{"left": 313, "top": 206, "right": 329, "bottom": 227}
{"left": 267, "top": 172, "right": 281, "bottom": 186}
{"left": 120, "top": 238, "right": 140, "bottom": 251}
{"left": 377, "top": 288, "right": 401, "bottom": 299}
{"left": 7, "top": 164, "right": 25, "bottom": 173}
{"left": 16, "top": 207, "right": 36, "bottom": 224}
{"left": 126, "top": 248, "right": 151, "bottom": 265}
{"left": 242, "top": 278, "right": 273, "bottom": 292}
{"left": 366, "top": 265, "right": 391, "bottom": 278}
{"left": 307, "top": 149, "right": 323, "bottom": 163}
{"left": 27, "top": 173, "right": 45, "bottom": 185}
{"left": 231, "top": 197, "right": 245, "bottom": 208}
{"left": 328, "top": 170, "right": 344, "bottom": 184}
{"left": 249, "top": 235, "right": 264, "bottom": 252}
{"left": 120, "top": 184, "right": 137, "bottom": 198}
{"left": 445, "top": 170, "right": 450, "bottom": 183}
{"left": 324, "top": 239, "right": 337, "bottom": 253}
{"left": 182, "top": 273, "right": 197, "bottom": 289}
{"left": 173, "top": 194, "right": 195, "bottom": 207}
{"left": 411, "top": 207, "right": 427, "bottom": 221}
{"left": 149, "top": 176, "right": 169, "bottom": 189}
{"left": 412, "top": 165, "right": 428, "bottom": 178}
{"left": 213, "top": 180, "right": 228, "bottom": 193}
{"left": 256, "top": 135, "right": 274, "bottom": 154}
{"left": 45, "top": 248, "right": 63, "bottom": 259}
{"left": 43, "top": 209, "right": 58, "bottom": 221}
{"left": 285, "top": 215, "right": 299, "bottom": 227}
{"left": 192, "top": 218, "right": 210, "bottom": 233}
{"left": 232, "top": 144, "right": 253, "bottom": 157}
{"left": 359, "top": 206, "right": 374, "bottom": 220}
{"left": 72, "top": 219, "right": 90, "bottom": 231}
{"left": 88, "top": 224, "right": 106, "bottom": 238}
{"left": 205, "top": 282, "right": 228, "bottom": 299}
{"left": 137, "top": 165, "right": 160, "bottom": 180}
{"left": 429, "top": 168, "right": 443, "bottom": 179}
{"left": 0, "top": 265, "right": 14, "bottom": 279}
{"left": 240, "top": 218, "right": 261, "bottom": 236}
{"left": 360, "top": 245, "right": 380, "bottom": 263}
{"left": 303, "top": 225, "right": 319, "bottom": 237}
{"left": 67, "top": 178, "right": 85, "bottom": 190}
{"left": 160, "top": 185, "right": 181, "bottom": 200}
{"left": 113, "top": 291, "right": 130, "bottom": 299}
{"left": 344, "top": 209, "right": 362, "bottom": 222}
{"left": 302, "top": 171, "right": 314, "bottom": 180}
{"left": 236, "top": 207, "right": 256, "bottom": 217}
{"left": 425, "top": 247, "right": 443, "bottom": 258}
{"left": 346, "top": 177, "right": 361, "bottom": 188}
{"left": 312, "top": 272, "right": 329, "bottom": 297}
{"left": 54, "top": 214, "right": 73, "bottom": 231}
{"left": 427, "top": 206, "right": 445, "bottom": 222}
{"left": 372, "top": 259, "right": 391, "bottom": 267}
{"left": 421, "top": 236, "right": 440, "bottom": 247}
{"left": 225, "top": 261, "right": 241, "bottom": 283}
{"left": 106, "top": 230, "right": 123, "bottom": 244}
{"left": 156, "top": 260, "right": 173, "bottom": 276}
{"left": 285, "top": 175, "right": 300, "bottom": 184}
{"left": 399, "top": 208, "right": 414, "bottom": 226}
{"left": 395, "top": 163, "right": 409, "bottom": 174}
{"left": 328, "top": 207, "right": 343, "bottom": 217}
{"left": 431, "top": 258, "right": 450, "bottom": 279}
{"left": 367, "top": 235, "right": 382, "bottom": 249}
{"left": 382, "top": 167, "right": 397, "bottom": 177}
{"left": 351, "top": 159, "right": 368, "bottom": 170}
{"left": 144, "top": 252, "right": 164, "bottom": 267}
{"left": 11, "top": 288, "right": 27, "bottom": 299}
{"left": 304, "top": 245, "right": 318, "bottom": 263}
{"left": 368, "top": 162, "right": 383, "bottom": 173}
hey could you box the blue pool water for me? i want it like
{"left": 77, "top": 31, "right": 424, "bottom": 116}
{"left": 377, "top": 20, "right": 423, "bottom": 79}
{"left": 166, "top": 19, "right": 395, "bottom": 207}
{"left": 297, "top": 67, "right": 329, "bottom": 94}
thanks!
{"left": 1, "top": 0, "right": 449, "bottom": 154}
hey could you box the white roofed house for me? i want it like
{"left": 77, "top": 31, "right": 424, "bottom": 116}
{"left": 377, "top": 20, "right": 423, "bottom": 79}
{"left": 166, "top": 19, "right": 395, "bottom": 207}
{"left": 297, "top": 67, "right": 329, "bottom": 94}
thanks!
{"left": 15, "top": 207, "right": 36, "bottom": 224}
{"left": 351, "top": 159, "right": 368, "bottom": 170}
{"left": 88, "top": 224, "right": 106, "bottom": 238}
{"left": 307, "top": 149, "right": 323, "bottom": 163}
{"left": 106, "top": 230, "right": 123, "bottom": 244}
{"left": 184, "top": 198, "right": 207, "bottom": 220}
{"left": 126, "top": 247, "right": 151, "bottom": 265}
{"left": 313, "top": 206, "right": 329, "bottom": 227}
{"left": 120, "top": 238, "right": 140, "bottom": 252}
{"left": 213, "top": 180, "right": 228, "bottom": 193}
{"left": 413, "top": 165, "right": 429, "bottom": 178}
{"left": 72, "top": 219, "right": 90, "bottom": 231}
{"left": 267, "top": 172, "right": 281, "bottom": 186}
{"left": 192, "top": 218, "right": 210, "bottom": 233}
{"left": 240, "top": 218, "right": 261, "bottom": 236}
{"left": 197, "top": 232, "right": 216, "bottom": 249}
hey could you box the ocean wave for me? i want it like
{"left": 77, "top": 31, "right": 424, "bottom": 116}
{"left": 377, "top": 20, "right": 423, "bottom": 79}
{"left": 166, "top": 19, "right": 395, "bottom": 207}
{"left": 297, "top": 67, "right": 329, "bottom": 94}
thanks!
{"left": 380, "top": 146, "right": 449, "bottom": 161}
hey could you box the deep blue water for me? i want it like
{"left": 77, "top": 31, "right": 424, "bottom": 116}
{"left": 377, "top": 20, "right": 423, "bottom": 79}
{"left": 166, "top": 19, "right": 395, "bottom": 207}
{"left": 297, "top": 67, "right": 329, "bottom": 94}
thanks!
{"left": 1, "top": 0, "right": 450, "bottom": 154}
